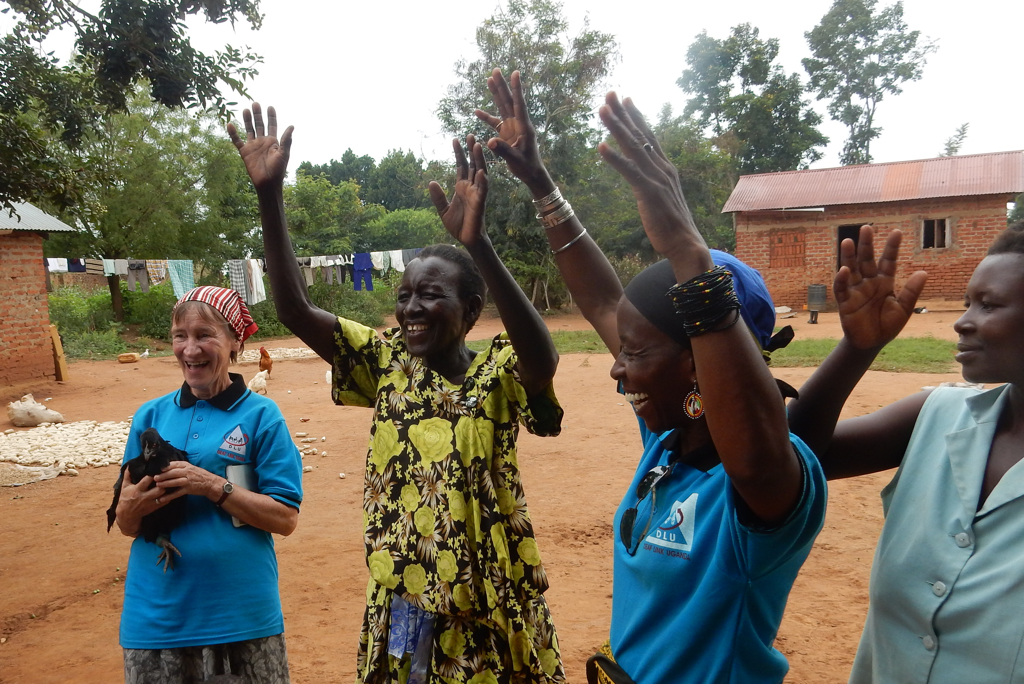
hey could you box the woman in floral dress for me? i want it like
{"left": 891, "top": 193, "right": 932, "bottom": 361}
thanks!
{"left": 230, "top": 105, "right": 564, "bottom": 684}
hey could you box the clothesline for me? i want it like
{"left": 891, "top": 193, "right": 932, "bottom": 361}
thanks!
{"left": 45, "top": 248, "right": 425, "bottom": 306}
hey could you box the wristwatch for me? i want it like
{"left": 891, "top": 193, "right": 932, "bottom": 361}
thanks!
{"left": 216, "top": 480, "right": 234, "bottom": 507}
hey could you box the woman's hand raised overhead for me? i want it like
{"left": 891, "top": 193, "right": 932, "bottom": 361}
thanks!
{"left": 429, "top": 136, "right": 489, "bottom": 248}
{"left": 474, "top": 69, "right": 550, "bottom": 190}
{"left": 597, "top": 93, "right": 708, "bottom": 268}
{"left": 834, "top": 226, "right": 928, "bottom": 350}
{"left": 227, "top": 103, "right": 294, "bottom": 193}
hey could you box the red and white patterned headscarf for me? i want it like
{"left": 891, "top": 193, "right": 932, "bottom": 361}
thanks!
{"left": 174, "top": 286, "right": 258, "bottom": 342}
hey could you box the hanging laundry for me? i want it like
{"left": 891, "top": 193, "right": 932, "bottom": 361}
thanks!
{"left": 166, "top": 260, "right": 195, "bottom": 299}
{"left": 114, "top": 259, "right": 129, "bottom": 276}
{"left": 146, "top": 260, "right": 168, "bottom": 285}
{"left": 388, "top": 249, "right": 406, "bottom": 272}
{"left": 102, "top": 259, "right": 116, "bottom": 277}
{"left": 296, "top": 256, "right": 314, "bottom": 287}
{"left": 84, "top": 258, "right": 104, "bottom": 275}
{"left": 353, "top": 252, "right": 373, "bottom": 291}
{"left": 369, "top": 251, "right": 390, "bottom": 272}
{"left": 228, "top": 259, "right": 249, "bottom": 301}
{"left": 401, "top": 248, "right": 422, "bottom": 268}
{"left": 68, "top": 258, "right": 86, "bottom": 272}
{"left": 46, "top": 258, "right": 68, "bottom": 273}
{"left": 127, "top": 260, "right": 150, "bottom": 293}
{"left": 247, "top": 259, "right": 267, "bottom": 305}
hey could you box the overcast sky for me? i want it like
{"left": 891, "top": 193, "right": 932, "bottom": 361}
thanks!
{"left": 15, "top": 0, "right": 1024, "bottom": 173}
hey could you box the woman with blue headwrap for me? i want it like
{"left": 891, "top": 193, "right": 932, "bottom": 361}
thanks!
{"left": 475, "top": 70, "right": 827, "bottom": 684}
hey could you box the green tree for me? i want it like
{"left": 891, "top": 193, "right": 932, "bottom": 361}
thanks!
{"left": 678, "top": 24, "right": 828, "bottom": 175}
{"left": 1010, "top": 195, "right": 1023, "bottom": 226}
{"left": 44, "top": 91, "right": 258, "bottom": 319}
{"left": 365, "top": 150, "right": 433, "bottom": 211}
{"left": 940, "top": 122, "right": 969, "bottom": 157}
{"left": 436, "top": 0, "right": 617, "bottom": 307}
{"left": 298, "top": 149, "right": 375, "bottom": 190}
{"left": 361, "top": 208, "right": 449, "bottom": 252}
{"left": 283, "top": 170, "right": 383, "bottom": 256}
{"left": 1, "top": 0, "right": 261, "bottom": 211}
{"left": 803, "top": 0, "right": 936, "bottom": 165}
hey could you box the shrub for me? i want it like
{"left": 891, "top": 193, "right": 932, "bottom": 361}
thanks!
{"left": 48, "top": 285, "right": 116, "bottom": 335}
{"left": 123, "top": 282, "right": 177, "bottom": 339}
{"left": 60, "top": 329, "right": 127, "bottom": 359}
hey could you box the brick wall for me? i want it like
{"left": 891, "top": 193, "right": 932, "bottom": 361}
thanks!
{"left": 733, "top": 194, "right": 1013, "bottom": 309}
{"left": 0, "top": 233, "right": 55, "bottom": 385}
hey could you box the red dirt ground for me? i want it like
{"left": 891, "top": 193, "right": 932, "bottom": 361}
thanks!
{"left": 0, "top": 308, "right": 967, "bottom": 683}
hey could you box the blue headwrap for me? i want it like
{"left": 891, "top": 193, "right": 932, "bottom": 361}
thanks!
{"left": 623, "top": 250, "right": 778, "bottom": 350}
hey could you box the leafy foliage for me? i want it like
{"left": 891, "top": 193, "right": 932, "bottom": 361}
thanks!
{"left": 940, "top": 123, "right": 969, "bottom": 157}
{"left": 679, "top": 24, "right": 828, "bottom": 175}
{"left": 122, "top": 282, "right": 178, "bottom": 339}
{"left": 436, "top": 0, "right": 618, "bottom": 307}
{"left": 803, "top": 0, "right": 936, "bottom": 165}
{"left": 0, "top": 0, "right": 262, "bottom": 211}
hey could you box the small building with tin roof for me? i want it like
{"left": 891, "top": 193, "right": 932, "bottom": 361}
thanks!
{"left": 1, "top": 202, "right": 77, "bottom": 388}
{"left": 725, "top": 150, "right": 1024, "bottom": 309}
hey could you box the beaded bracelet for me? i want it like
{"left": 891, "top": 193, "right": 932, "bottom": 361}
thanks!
{"left": 552, "top": 227, "right": 588, "bottom": 255}
{"left": 538, "top": 201, "right": 575, "bottom": 229}
{"left": 666, "top": 265, "right": 741, "bottom": 337}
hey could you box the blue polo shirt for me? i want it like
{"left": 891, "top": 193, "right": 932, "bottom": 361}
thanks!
{"left": 119, "top": 374, "right": 303, "bottom": 649}
{"left": 610, "top": 417, "right": 826, "bottom": 684}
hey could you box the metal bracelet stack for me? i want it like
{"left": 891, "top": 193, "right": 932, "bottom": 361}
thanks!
{"left": 533, "top": 187, "right": 575, "bottom": 229}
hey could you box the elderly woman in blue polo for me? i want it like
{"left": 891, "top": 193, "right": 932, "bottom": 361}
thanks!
{"left": 230, "top": 102, "right": 564, "bottom": 684}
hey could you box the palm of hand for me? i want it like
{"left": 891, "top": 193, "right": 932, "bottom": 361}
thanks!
{"left": 238, "top": 137, "right": 288, "bottom": 189}
{"left": 440, "top": 181, "right": 484, "bottom": 245}
{"left": 838, "top": 275, "right": 909, "bottom": 349}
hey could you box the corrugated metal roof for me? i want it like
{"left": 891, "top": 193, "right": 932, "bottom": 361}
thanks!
{"left": 723, "top": 150, "right": 1024, "bottom": 212}
{"left": 0, "top": 202, "right": 77, "bottom": 233}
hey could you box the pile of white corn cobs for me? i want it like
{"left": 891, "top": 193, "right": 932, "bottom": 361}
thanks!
{"left": 0, "top": 420, "right": 131, "bottom": 474}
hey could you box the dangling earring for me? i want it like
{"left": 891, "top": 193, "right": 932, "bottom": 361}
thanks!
{"left": 684, "top": 384, "right": 704, "bottom": 420}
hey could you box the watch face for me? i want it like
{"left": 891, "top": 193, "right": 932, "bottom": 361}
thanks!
{"left": 223, "top": 481, "right": 234, "bottom": 493}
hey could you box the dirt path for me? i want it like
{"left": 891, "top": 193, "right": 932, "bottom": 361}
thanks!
{"left": 0, "top": 310, "right": 966, "bottom": 683}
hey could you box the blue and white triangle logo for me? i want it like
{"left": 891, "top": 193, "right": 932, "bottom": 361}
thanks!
{"left": 645, "top": 493, "right": 697, "bottom": 552}
{"left": 220, "top": 425, "right": 249, "bottom": 458}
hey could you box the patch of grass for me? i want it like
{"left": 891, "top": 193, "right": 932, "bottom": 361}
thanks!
{"left": 771, "top": 336, "right": 957, "bottom": 373}
{"left": 467, "top": 329, "right": 608, "bottom": 355}
{"left": 63, "top": 329, "right": 128, "bottom": 359}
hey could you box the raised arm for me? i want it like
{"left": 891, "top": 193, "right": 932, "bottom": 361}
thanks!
{"left": 428, "top": 137, "right": 558, "bottom": 397}
{"left": 476, "top": 69, "right": 622, "bottom": 355}
{"left": 228, "top": 104, "right": 337, "bottom": 363}
{"left": 598, "top": 92, "right": 798, "bottom": 525}
{"left": 787, "top": 226, "right": 929, "bottom": 479}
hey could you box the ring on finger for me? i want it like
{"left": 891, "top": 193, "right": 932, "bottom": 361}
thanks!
{"left": 155, "top": 497, "right": 161, "bottom": 505}
{"left": 643, "top": 143, "right": 654, "bottom": 152}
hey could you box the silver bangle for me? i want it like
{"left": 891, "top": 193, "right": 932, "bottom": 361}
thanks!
{"left": 538, "top": 201, "right": 574, "bottom": 229}
{"left": 532, "top": 187, "right": 563, "bottom": 213}
{"left": 551, "top": 227, "right": 588, "bottom": 255}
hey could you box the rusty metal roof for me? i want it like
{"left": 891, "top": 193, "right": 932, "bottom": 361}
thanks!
{"left": 0, "top": 202, "right": 77, "bottom": 232}
{"left": 722, "top": 150, "right": 1024, "bottom": 212}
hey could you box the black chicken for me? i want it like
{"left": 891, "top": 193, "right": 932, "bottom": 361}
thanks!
{"left": 106, "top": 428, "right": 189, "bottom": 572}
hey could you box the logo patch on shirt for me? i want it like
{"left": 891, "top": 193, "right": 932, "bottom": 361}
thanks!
{"left": 218, "top": 425, "right": 249, "bottom": 461}
{"left": 644, "top": 493, "right": 697, "bottom": 553}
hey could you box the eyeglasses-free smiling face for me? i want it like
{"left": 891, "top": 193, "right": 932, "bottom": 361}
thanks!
{"left": 954, "top": 253, "right": 1024, "bottom": 385}
{"left": 396, "top": 256, "right": 480, "bottom": 368}
{"left": 171, "top": 306, "right": 240, "bottom": 400}
{"left": 610, "top": 296, "right": 695, "bottom": 434}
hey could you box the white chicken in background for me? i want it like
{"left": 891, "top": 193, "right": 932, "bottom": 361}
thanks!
{"left": 248, "top": 370, "right": 269, "bottom": 395}
{"left": 140, "top": 349, "right": 150, "bottom": 358}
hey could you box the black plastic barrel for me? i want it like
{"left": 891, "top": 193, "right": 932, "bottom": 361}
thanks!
{"left": 807, "top": 284, "right": 827, "bottom": 312}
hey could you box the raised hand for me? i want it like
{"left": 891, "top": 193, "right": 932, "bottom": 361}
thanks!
{"left": 834, "top": 226, "right": 928, "bottom": 349}
{"left": 227, "top": 103, "right": 294, "bottom": 192}
{"left": 474, "top": 69, "right": 549, "bottom": 189}
{"left": 428, "top": 136, "right": 489, "bottom": 247}
{"left": 597, "top": 92, "right": 706, "bottom": 262}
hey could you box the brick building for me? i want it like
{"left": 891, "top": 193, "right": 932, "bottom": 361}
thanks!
{"left": 0, "top": 203, "right": 77, "bottom": 387}
{"left": 724, "top": 151, "right": 1024, "bottom": 309}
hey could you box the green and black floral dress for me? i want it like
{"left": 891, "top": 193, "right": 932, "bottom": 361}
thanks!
{"left": 331, "top": 318, "right": 566, "bottom": 684}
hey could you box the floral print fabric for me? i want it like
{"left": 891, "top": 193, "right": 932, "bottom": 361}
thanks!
{"left": 331, "top": 318, "right": 565, "bottom": 684}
